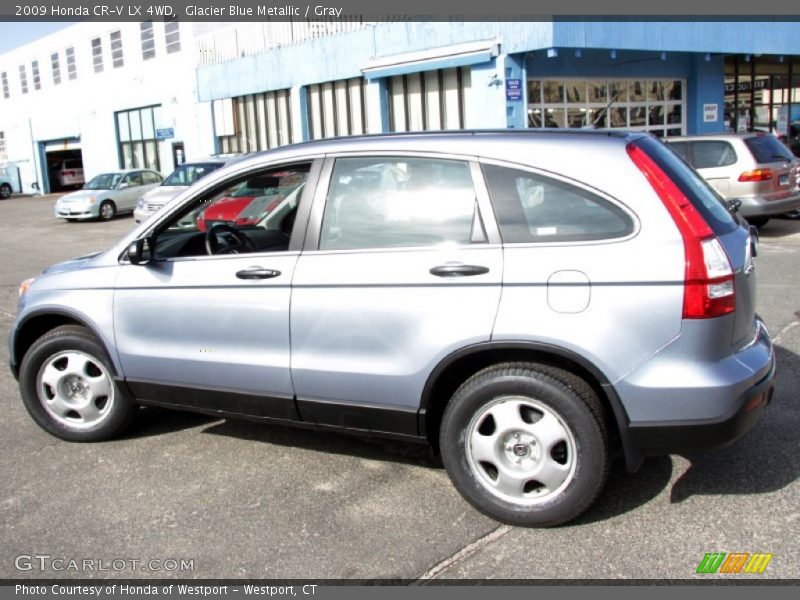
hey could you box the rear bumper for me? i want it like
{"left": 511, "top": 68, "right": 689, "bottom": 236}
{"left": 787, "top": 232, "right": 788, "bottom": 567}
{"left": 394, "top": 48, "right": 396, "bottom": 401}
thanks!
{"left": 616, "top": 316, "right": 775, "bottom": 466}
{"left": 736, "top": 191, "right": 800, "bottom": 217}
{"left": 626, "top": 356, "right": 775, "bottom": 457}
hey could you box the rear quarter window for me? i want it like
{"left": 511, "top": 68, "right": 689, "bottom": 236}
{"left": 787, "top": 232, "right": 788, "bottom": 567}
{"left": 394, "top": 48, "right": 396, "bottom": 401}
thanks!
{"left": 744, "top": 135, "right": 794, "bottom": 164}
{"left": 482, "top": 163, "right": 634, "bottom": 244}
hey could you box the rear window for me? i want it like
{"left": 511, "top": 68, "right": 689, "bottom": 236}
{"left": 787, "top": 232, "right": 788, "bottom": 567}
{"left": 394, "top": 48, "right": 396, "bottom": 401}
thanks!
{"left": 668, "top": 141, "right": 691, "bottom": 163}
{"left": 635, "top": 136, "right": 737, "bottom": 236}
{"left": 744, "top": 135, "right": 794, "bottom": 164}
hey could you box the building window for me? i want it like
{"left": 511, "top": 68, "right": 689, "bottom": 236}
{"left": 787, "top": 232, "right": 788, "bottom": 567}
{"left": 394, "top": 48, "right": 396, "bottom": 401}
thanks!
{"left": 527, "top": 78, "right": 685, "bottom": 138}
{"left": 2, "top": 72, "right": 9, "bottom": 98}
{"left": 387, "top": 67, "right": 471, "bottom": 132}
{"left": 19, "top": 65, "right": 28, "bottom": 94}
{"left": 51, "top": 52, "right": 61, "bottom": 85}
{"left": 164, "top": 21, "right": 181, "bottom": 54}
{"left": 140, "top": 21, "right": 155, "bottom": 60}
{"left": 306, "top": 77, "right": 367, "bottom": 139}
{"left": 0, "top": 131, "right": 7, "bottom": 160}
{"left": 91, "top": 37, "right": 103, "bottom": 73}
{"left": 116, "top": 105, "right": 162, "bottom": 171}
{"left": 31, "top": 60, "right": 41, "bottom": 90}
{"left": 66, "top": 47, "right": 77, "bottom": 80}
{"left": 214, "top": 90, "right": 292, "bottom": 153}
{"left": 110, "top": 30, "right": 124, "bottom": 68}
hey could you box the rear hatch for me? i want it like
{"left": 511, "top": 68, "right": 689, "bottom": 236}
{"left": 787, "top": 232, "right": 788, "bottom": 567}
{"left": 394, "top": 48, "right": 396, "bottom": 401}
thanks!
{"left": 743, "top": 134, "right": 798, "bottom": 201}
{"left": 632, "top": 136, "right": 757, "bottom": 348}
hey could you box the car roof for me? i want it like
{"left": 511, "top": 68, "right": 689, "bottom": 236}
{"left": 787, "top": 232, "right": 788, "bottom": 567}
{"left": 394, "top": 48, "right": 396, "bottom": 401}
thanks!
{"left": 667, "top": 133, "right": 774, "bottom": 142}
{"left": 228, "top": 129, "right": 647, "bottom": 172}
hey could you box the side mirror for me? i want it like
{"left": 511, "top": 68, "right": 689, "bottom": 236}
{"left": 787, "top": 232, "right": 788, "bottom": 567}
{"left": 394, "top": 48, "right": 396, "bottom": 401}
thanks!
{"left": 119, "top": 182, "right": 130, "bottom": 189}
{"left": 128, "top": 237, "right": 153, "bottom": 265}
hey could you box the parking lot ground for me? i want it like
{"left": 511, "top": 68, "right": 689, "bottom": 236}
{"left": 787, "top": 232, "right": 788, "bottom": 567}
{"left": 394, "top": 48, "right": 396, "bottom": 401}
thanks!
{"left": 1, "top": 194, "right": 798, "bottom": 580}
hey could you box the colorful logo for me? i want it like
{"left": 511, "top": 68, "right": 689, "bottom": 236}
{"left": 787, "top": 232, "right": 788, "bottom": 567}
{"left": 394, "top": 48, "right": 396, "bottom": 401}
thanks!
{"left": 696, "top": 552, "right": 773, "bottom": 574}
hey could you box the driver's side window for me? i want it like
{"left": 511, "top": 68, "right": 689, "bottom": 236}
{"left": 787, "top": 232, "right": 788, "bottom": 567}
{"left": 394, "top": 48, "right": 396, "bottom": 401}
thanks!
{"left": 150, "top": 162, "right": 311, "bottom": 260}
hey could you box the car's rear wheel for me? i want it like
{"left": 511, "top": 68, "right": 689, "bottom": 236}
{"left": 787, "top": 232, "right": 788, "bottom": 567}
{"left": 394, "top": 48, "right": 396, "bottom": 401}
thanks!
{"left": 440, "top": 362, "right": 609, "bottom": 527}
{"left": 783, "top": 209, "right": 800, "bottom": 220}
{"left": 18, "top": 325, "right": 134, "bottom": 441}
{"left": 0, "top": 183, "right": 11, "bottom": 199}
{"left": 99, "top": 200, "right": 116, "bottom": 221}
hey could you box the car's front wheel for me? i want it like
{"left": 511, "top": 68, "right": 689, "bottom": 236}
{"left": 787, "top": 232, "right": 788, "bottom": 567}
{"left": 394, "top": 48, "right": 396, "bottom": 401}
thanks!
{"left": 440, "top": 363, "right": 610, "bottom": 527}
{"left": 0, "top": 183, "right": 11, "bottom": 199}
{"left": 18, "top": 325, "right": 134, "bottom": 441}
{"left": 98, "top": 200, "right": 116, "bottom": 221}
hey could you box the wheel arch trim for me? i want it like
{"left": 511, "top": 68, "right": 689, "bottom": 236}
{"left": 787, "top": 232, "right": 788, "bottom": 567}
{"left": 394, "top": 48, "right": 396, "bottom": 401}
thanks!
{"left": 11, "top": 307, "right": 121, "bottom": 378}
{"left": 418, "top": 340, "right": 643, "bottom": 471}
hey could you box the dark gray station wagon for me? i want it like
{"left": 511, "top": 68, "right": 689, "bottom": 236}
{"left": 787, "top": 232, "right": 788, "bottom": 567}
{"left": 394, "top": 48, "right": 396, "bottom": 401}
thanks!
{"left": 9, "top": 131, "right": 775, "bottom": 526}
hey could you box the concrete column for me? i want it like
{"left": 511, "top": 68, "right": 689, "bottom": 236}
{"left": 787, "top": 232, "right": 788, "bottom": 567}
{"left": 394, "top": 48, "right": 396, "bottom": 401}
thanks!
{"left": 365, "top": 78, "right": 388, "bottom": 134}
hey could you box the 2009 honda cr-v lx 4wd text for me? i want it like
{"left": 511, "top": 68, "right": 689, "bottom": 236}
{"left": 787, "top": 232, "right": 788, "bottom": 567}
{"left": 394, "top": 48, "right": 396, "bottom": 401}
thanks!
{"left": 8, "top": 131, "right": 775, "bottom": 527}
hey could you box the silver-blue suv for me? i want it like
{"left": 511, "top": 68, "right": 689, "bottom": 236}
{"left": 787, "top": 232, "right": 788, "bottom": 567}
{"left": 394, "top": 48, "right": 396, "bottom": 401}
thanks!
{"left": 8, "top": 131, "right": 775, "bottom": 526}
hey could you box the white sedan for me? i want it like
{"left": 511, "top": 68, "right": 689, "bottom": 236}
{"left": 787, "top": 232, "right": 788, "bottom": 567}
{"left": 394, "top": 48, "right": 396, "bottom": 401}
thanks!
{"left": 54, "top": 169, "right": 163, "bottom": 221}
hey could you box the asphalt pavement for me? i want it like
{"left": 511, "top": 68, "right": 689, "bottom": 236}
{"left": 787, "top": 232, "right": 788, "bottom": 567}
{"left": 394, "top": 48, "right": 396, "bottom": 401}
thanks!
{"left": 0, "top": 194, "right": 798, "bottom": 580}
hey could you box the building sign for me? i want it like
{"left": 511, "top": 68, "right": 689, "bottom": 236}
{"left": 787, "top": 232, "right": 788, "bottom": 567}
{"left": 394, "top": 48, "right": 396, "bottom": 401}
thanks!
{"left": 724, "top": 79, "right": 768, "bottom": 94}
{"left": 506, "top": 78, "right": 522, "bottom": 102}
{"left": 156, "top": 127, "right": 175, "bottom": 140}
{"left": 703, "top": 103, "right": 718, "bottom": 123}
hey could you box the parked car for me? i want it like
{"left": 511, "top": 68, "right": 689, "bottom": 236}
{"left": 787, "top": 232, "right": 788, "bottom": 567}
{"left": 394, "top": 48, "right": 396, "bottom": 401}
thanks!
{"left": 10, "top": 131, "right": 774, "bottom": 527}
{"left": 54, "top": 169, "right": 163, "bottom": 221}
{"left": 0, "top": 168, "right": 13, "bottom": 199}
{"left": 195, "top": 172, "right": 304, "bottom": 231}
{"left": 134, "top": 159, "right": 231, "bottom": 223}
{"left": 667, "top": 133, "right": 800, "bottom": 227}
{"left": 54, "top": 159, "right": 85, "bottom": 188}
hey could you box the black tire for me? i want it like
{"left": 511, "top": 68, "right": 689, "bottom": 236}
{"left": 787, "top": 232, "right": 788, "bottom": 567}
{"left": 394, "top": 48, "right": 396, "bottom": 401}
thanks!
{"left": 440, "top": 362, "right": 610, "bottom": 527}
{"left": 782, "top": 209, "right": 800, "bottom": 220}
{"left": 746, "top": 216, "right": 770, "bottom": 228}
{"left": 0, "top": 183, "right": 11, "bottom": 199}
{"left": 98, "top": 200, "right": 116, "bottom": 221}
{"left": 18, "top": 325, "right": 135, "bottom": 442}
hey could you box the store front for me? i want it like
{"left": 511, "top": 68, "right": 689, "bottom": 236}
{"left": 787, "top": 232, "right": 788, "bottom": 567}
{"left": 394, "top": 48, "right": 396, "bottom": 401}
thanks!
{"left": 724, "top": 55, "right": 800, "bottom": 154}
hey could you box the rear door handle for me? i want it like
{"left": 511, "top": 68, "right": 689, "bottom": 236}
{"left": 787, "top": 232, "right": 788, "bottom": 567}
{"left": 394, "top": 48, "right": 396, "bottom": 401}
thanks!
{"left": 236, "top": 267, "right": 282, "bottom": 280}
{"left": 429, "top": 264, "right": 490, "bottom": 278}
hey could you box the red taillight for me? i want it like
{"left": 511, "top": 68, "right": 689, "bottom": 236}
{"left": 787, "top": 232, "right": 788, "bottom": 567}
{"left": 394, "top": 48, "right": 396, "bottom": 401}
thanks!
{"left": 626, "top": 143, "right": 735, "bottom": 319}
{"left": 63, "top": 171, "right": 74, "bottom": 177}
{"left": 738, "top": 169, "right": 773, "bottom": 182}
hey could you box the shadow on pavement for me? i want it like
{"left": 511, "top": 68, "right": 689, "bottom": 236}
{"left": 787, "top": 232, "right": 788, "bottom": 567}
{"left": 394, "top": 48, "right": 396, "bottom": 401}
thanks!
{"left": 670, "top": 344, "right": 800, "bottom": 502}
{"left": 573, "top": 456, "right": 674, "bottom": 525}
{"left": 201, "top": 418, "right": 440, "bottom": 469}
{"left": 120, "top": 405, "right": 220, "bottom": 439}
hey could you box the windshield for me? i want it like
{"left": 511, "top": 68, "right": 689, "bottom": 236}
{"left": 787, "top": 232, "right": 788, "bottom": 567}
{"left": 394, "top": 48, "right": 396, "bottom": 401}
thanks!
{"left": 162, "top": 163, "right": 222, "bottom": 186}
{"left": 84, "top": 173, "right": 121, "bottom": 190}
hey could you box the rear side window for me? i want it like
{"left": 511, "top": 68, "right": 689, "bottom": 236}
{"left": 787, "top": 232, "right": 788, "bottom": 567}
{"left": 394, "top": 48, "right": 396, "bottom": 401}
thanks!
{"left": 690, "top": 141, "right": 737, "bottom": 169}
{"left": 744, "top": 135, "right": 794, "bottom": 164}
{"left": 319, "top": 157, "right": 483, "bottom": 251}
{"left": 142, "top": 171, "right": 162, "bottom": 184}
{"left": 668, "top": 141, "right": 691, "bottom": 163}
{"left": 482, "top": 164, "right": 634, "bottom": 243}
{"left": 635, "top": 136, "right": 737, "bottom": 235}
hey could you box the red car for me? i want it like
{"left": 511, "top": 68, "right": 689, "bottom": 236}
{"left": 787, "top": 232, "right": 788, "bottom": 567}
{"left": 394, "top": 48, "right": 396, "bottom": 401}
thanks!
{"left": 197, "top": 173, "right": 305, "bottom": 231}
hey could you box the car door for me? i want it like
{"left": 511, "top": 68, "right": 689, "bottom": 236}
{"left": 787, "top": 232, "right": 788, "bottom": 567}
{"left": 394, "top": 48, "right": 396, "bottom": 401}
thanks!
{"left": 113, "top": 159, "right": 321, "bottom": 421}
{"left": 117, "top": 172, "right": 145, "bottom": 211}
{"left": 290, "top": 154, "right": 503, "bottom": 437}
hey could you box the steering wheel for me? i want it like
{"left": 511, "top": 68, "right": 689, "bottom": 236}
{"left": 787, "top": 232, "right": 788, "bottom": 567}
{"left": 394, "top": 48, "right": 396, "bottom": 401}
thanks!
{"left": 205, "top": 223, "right": 257, "bottom": 255}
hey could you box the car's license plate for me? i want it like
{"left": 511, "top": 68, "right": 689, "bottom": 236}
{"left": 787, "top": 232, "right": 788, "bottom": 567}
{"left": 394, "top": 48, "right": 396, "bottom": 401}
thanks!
{"left": 779, "top": 174, "right": 790, "bottom": 186}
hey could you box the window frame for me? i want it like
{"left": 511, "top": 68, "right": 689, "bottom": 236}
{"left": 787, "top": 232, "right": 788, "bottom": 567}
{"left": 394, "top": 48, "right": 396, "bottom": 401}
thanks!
{"left": 303, "top": 152, "right": 503, "bottom": 253}
{"left": 130, "top": 157, "right": 324, "bottom": 264}
{"left": 478, "top": 157, "right": 640, "bottom": 247}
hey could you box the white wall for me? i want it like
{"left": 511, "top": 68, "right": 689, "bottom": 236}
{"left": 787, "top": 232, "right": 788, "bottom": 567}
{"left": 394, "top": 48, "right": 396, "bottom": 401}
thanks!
{"left": 0, "top": 21, "right": 213, "bottom": 194}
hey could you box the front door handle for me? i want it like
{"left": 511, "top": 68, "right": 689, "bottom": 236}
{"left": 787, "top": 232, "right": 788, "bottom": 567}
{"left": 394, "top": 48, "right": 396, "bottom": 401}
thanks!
{"left": 236, "top": 267, "right": 282, "bottom": 280}
{"left": 429, "top": 264, "right": 490, "bottom": 278}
